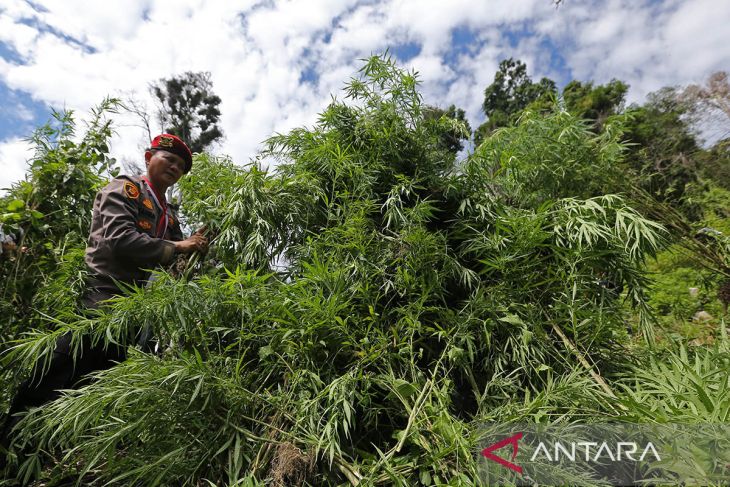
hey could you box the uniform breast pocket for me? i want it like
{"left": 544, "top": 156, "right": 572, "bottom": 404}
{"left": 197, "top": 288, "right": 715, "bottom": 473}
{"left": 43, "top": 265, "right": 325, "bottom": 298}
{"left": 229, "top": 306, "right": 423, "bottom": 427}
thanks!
{"left": 136, "top": 208, "right": 159, "bottom": 236}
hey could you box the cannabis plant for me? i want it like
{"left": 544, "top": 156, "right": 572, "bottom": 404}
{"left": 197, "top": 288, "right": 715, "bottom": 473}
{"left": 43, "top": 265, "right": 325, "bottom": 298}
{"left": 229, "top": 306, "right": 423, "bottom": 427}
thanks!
{"left": 3, "top": 57, "right": 666, "bottom": 486}
{"left": 1, "top": 100, "right": 118, "bottom": 415}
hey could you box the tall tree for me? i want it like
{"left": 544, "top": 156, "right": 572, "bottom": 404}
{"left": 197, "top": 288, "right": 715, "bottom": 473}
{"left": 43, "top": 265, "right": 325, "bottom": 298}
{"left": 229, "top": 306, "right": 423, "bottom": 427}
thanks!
{"left": 682, "top": 71, "right": 730, "bottom": 120}
{"left": 475, "top": 58, "right": 556, "bottom": 145}
{"left": 563, "top": 79, "right": 628, "bottom": 131}
{"left": 622, "top": 87, "right": 701, "bottom": 217}
{"left": 150, "top": 71, "right": 224, "bottom": 153}
{"left": 682, "top": 71, "right": 730, "bottom": 142}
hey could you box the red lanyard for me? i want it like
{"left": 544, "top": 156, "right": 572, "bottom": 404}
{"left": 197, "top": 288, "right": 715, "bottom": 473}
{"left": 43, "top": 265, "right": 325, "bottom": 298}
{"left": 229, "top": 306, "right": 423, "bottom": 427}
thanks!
{"left": 141, "top": 177, "right": 168, "bottom": 238}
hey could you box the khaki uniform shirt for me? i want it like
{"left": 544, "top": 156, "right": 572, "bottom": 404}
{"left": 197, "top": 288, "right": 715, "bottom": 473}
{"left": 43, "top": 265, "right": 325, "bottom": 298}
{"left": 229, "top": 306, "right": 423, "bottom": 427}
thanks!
{"left": 85, "top": 175, "right": 183, "bottom": 294}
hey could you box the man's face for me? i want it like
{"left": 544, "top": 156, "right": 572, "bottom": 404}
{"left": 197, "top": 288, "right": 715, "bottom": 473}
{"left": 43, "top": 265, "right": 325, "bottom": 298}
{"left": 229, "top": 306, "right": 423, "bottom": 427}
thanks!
{"left": 145, "top": 149, "right": 186, "bottom": 190}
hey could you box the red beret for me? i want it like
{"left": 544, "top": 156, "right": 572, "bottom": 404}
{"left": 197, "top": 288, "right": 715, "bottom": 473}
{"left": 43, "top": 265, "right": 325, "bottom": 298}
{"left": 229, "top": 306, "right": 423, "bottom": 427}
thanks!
{"left": 149, "top": 134, "right": 193, "bottom": 173}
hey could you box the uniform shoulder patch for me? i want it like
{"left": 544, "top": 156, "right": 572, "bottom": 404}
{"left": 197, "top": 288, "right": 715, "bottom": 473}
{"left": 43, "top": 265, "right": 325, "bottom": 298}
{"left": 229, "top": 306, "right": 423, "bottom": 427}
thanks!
{"left": 168, "top": 215, "right": 175, "bottom": 226}
{"left": 137, "top": 219, "right": 152, "bottom": 231}
{"left": 142, "top": 198, "right": 154, "bottom": 210}
{"left": 123, "top": 181, "right": 140, "bottom": 199}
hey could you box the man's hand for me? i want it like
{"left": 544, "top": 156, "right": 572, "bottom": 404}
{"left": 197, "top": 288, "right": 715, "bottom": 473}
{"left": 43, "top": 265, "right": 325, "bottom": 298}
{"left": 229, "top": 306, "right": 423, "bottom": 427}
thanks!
{"left": 174, "top": 233, "right": 209, "bottom": 255}
{"left": 194, "top": 225, "right": 217, "bottom": 239}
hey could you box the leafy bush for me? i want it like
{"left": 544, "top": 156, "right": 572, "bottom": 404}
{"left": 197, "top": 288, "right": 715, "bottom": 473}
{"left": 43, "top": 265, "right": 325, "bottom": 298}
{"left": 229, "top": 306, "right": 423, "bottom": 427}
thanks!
{"left": 3, "top": 57, "right": 667, "bottom": 485}
{"left": 0, "top": 100, "right": 118, "bottom": 414}
{"left": 618, "top": 334, "right": 730, "bottom": 483}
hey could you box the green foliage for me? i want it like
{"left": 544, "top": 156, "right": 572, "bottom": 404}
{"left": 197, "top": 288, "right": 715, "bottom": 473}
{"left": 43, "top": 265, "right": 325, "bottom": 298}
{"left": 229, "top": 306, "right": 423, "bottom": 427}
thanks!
{"left": 0, "top": 100, "right": 118, "bottom": 334}
{"left": 696, "top": 139, "right": 730, "bottom": 192}
{"left": 688, "top": 181, "right": 730, "bottom": 233}
{"left": 474, "top": 61, "right": 705, "bottom": 225}
{"left": 563, "top": 79, "right": 628, "bottom": 131}
{"left": 622, "top": 88, "right": 701, "bottom": 217}
{"left": 472, "top": 59, "right": 715, "bottom": 229}
{"left": 2, "top": 55, "right": 671, "bottom": 485}
{"left": 177, "top": 153, "right": 320, "bottom": 270}
{"left": 0, "top": 101, "right": 118, "bottom": 423}
{"left": 617, "top": 335, "right": 730, "bottom": 483}
{"left": 644, "top": 246, "right": 724, "bottom": 336}
{"left": 422, "top": 104, "right": 472, "bottom": 154}
{"left": 469, "top": 109, "right": 626, "bottom": 204}
{"left": 620, "top": 336, "right": 730, "bottom": 421}
{"left": 151, "top": 71, "right": 224, "bottom": 153}
{"left": 475, "top": 58, "right": 557, "bottom": 145}
{"left": 638, "top": 178, "right": 730, "bottom": 345}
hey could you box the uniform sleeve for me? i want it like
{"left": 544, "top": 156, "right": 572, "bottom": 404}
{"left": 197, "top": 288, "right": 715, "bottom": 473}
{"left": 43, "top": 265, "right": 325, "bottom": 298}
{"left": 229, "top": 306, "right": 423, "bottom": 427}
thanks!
{"left": 98, "top": 180, "right": 176, "bottom": 266}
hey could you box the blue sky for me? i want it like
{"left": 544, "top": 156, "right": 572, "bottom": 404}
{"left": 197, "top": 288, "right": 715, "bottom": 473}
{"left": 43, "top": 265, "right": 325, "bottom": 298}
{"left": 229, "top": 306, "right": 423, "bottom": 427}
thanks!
{"left": 1, "top": 0, "right": 729, "bottom": 191}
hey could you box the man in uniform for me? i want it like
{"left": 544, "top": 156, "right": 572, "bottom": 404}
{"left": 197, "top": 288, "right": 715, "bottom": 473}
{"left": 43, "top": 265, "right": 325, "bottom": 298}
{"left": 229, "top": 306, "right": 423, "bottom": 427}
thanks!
{"left": 84, "top": 133, "right": 208, "bottom": 306}
{"left": 2, "top": 134, "right": 208, "bottom": 449}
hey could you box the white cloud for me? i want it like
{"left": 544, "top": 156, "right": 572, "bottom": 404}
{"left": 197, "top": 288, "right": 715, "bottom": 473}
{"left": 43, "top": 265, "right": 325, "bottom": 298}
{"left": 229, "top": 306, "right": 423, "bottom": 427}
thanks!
{"left": 0, "top": 15, "right": 38, "bottom": 57}
{"left": 0, "top": 0, "right": 729, "bottom": 195}
{"left": 15, "top": 102, "right": 34, "bottom": 122}
{"left": 539, "top": 0, "right": 730, "bottom": 102}
{"left": 1, "top": 0, "right": 40, "bottom": 21}
{"left": 664, "top": 0, "right": 730, "bottom": 76}
{"left": 0, "top": 137, "right": 32, "bottom": 192}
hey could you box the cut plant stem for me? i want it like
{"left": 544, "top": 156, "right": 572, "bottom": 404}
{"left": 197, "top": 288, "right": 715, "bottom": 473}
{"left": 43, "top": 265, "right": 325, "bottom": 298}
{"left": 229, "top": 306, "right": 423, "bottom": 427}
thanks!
{"left": 551, "top": 322, "right": 627, "bottom": 411}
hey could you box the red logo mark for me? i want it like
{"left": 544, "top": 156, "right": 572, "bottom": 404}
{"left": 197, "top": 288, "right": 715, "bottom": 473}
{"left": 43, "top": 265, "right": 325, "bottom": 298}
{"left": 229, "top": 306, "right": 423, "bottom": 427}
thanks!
{"left": 481, "top": 432, "right": 523, "bottom": 474}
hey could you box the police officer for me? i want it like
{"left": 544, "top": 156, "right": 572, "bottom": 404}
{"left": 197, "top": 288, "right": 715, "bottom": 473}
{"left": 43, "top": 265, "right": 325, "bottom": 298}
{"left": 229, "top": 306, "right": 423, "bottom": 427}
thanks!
{"left": 2, "top": 134, "right": 208, "bottom": 449}
{"left": 84, "top": 133, "right": 208, "bottom": 305}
